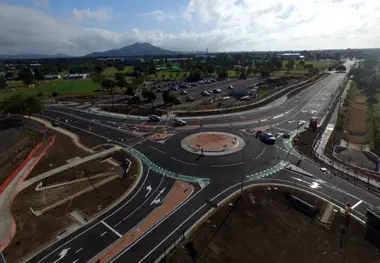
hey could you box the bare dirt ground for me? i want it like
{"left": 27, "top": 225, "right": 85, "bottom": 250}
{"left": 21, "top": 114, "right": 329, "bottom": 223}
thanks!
{"left": 3, "top": 129, "right": 139, "bottom": 263}
{"left": 0, "top": 127, "right": 42, "bottom": 184}
{"left": 346, "top": 82, "right": 369, "bottom": 144}
{"left": 167, "top": 187, "right": 379, "bottom": 263}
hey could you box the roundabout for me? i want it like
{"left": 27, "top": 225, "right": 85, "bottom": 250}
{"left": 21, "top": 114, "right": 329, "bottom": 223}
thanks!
{"left": 181, "top": 131, "right": 245, "bottom": 156}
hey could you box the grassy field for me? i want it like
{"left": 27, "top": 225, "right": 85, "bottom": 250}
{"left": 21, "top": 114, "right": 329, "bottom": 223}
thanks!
{"left": 103, "top": 66, "right": 133, "bottom": 75}
{"left": 1, "top": 79, "right": 100, "bottom": 98}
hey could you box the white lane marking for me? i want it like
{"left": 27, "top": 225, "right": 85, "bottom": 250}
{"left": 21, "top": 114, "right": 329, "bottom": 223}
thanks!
{"left": 273, "top": 113, "right": 284, "bottom": 119}
{"left": 260, "top": 118, "right": 267, "bottom": 122}
{"left": 253, "top": 148, "right": 266, "bottom": 161}
{"left": 209, "top": 162, "right": 244, "bottom": 168}
{"left": 171, "top": 156, "right": 199, "bottom": 166}
{"left": 102, "top": 221, "right": 122, "bottom": 238}
{"left": 145, "top": 185, "right": 152, "bottom": 197}
{"left": 150, "top": 187, "right": 166, "bottom": 205}
{"left": 148, "top": 145, "right": 166, "bottom": 154}
{"left": 114, "top": 171, "right": 165, "bottom": 227}
{"left": 53, "top": 248, "right": 70, "bottom": 263}
{"left": 74, "top": 248, "right": 83, "bottom": 254}
{"left": 109, "top": 184, "right": 206, "bottom": 263}
{"left": 33, "top": 155, "right": 150, "bottom": 263}
{"left": 73, "top": 260, "right": 79, "bottom": 263}
{"left": 351, "top": 200, "right": 363, "bottom": 209}
{"left": 100, "top": 231, "right": 107, "bottom": 237}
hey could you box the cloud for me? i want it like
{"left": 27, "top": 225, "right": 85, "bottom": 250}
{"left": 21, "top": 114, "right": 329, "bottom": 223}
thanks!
{"left": 0, "top": 1, "right": 380, "bottom": 56}
{"left": 141, "top": 10, "right": 175, "bottom": 21}
{"left": 72, "top": 7, "right": 112, "bottom": 22}
{"left": 33, "top": 0, "right": 50, "bottom": 9}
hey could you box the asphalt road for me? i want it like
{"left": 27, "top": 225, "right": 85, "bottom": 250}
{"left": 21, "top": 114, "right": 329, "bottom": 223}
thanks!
{"left": 26, "top": 60, "right": 379, "bottom": 263}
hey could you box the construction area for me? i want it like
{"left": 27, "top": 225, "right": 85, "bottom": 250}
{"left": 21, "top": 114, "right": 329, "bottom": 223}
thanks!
{"left": 167, "top": 187, "right": 379, "bottom": 263}
{"left": 1, "top": 122, "right": 139, "bottom": 263}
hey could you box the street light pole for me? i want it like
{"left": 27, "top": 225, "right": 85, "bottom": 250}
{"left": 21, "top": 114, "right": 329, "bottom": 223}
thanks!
{"left": 240, "top": 146, "right": 245, "bottom": 194}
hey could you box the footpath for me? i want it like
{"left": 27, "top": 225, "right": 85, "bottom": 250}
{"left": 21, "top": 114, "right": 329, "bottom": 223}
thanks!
{"left": 0, "top": 136, "right": 56, "bottom": 250}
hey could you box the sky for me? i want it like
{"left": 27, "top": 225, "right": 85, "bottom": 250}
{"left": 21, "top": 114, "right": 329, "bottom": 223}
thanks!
{"left": 0, "top": 0, "right": 380, "bottom": 56}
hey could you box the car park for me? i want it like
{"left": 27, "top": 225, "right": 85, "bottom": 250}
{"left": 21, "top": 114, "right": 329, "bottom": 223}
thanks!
{"left": 173, "top": 118, "right": 187, "bottom": 126}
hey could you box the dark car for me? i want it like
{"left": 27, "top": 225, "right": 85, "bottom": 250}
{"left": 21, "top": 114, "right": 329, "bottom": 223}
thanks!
{"left": 283, "top": 133, "right": 290, "bottom": 139}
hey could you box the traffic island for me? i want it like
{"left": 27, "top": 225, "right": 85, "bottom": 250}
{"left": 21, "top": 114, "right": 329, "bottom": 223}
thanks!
{"left": 181, "top": 132, "right": 245, "bottom": 156}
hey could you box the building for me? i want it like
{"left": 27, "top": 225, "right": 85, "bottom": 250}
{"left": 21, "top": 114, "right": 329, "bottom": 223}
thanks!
{"left": 279, "top": 53, "right": 304, "bottom": 60}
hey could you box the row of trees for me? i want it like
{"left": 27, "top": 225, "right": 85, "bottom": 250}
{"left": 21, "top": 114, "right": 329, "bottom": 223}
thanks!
{"left": 0, "top": 94, "right": 42, "bottom": 115}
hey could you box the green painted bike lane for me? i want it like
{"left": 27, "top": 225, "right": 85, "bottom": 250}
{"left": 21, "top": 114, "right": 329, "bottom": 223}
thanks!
{"left": 130, "top": 148, "right": 290, "bottom": 184}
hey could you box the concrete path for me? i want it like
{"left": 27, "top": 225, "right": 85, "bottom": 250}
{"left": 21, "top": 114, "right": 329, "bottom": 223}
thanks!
{"left": 20, "top": 146, "right": 120, "bottom": 190}
{"left": 0, "top": 158, "right": 36, "bottom": 248}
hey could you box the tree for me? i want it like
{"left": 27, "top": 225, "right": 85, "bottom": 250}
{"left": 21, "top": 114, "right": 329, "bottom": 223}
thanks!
{"left": 217, "top": 68, "right": 228, "bottom": 79}
{"left": 254, "top": 60, "right": 261, "bottom": 71}
{"left": 115, "top": 74, "right": 127, "bottom": 87}
{"left": 0, "top": 74, "right": 7, "bottom": 90}
{"left": 162, "top": 90, "right": 176, "bottom": 104}
{"left": 239, "top": 71, "right": 247, "bottom": 79}
{"left": 0, "top": 94, "right": 42, "bottom": 115}
{"left": 115, "top": 63, "right": 125, "bottom": 71}
{"left": 18, "top": 68, "right": 35, "bottom": 86}
{"left": 285, "top": 60, "right": 295, "bottom": 71}
{"left": 101, "top": 79, "right": 117, "bottom": 108}
{"left": 142, "top": 89, "right": 157, "bottom": 103}
{"left": 92, "top": 73, "right": 105, "bottom": 87}
{"left": 142, "top": 88, "right": 157, "bottom": 113}
{"left": 234, "top": 67, "right": 240, "bottom": 77}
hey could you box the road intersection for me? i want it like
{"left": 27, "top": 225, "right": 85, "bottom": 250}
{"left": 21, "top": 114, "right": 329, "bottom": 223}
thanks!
{"left": 23, "top": 60, "right": 379, "bottom": 263}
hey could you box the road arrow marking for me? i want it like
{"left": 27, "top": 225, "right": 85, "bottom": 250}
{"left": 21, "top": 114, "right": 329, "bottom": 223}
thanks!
{"left": 53, "top": 248, "right": 70, "bottom": 263}
{"left": 35, "top": 182, "right": 43, "bottom": 191}
{"left": 150, "top": 187, "right": 166, "bottom": 205}
{"left": 145, "top": 185, "right": 152, "bottom": 197}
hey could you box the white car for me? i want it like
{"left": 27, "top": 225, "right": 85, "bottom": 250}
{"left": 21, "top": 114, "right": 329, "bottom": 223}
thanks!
{"left": 202, "top": 91, "right": 211, "bottom": 96}
{"left": 173, "top": 118, "right": 187, "bottom": 126}
{"left": 228, "top": 85, "right": 234, "bottom": 89}
{"left": 181, "top": 90, "right": 188, "bottom": 95}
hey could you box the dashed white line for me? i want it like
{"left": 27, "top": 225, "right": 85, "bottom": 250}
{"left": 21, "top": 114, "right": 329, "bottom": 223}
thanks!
{"left": 351, "top": 200, "right": 363, "bottom": 209}
{"left": 75, "top": 248, "right": 83, "bottom": 254}
{"left": 101, "top": 220, "right": 122, "bottom": 238}
{"left": 100, "top": 231, "right": 107, "bottom": 237}
{"left": 253, "top": 148, "right": 266, "bottom": 161}
{"left": 171, "top": 157, "right": 199, "bottom": 166}
{"left": 148, "top": 145, "right": 166, "bottom": 154}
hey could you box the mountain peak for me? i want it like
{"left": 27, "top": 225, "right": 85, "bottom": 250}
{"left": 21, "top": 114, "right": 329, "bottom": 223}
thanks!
{"left": 86, "top": 42, "right": 175, "bottom": 57}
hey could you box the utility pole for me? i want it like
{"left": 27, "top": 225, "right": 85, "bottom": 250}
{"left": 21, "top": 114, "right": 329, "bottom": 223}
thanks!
{"left": 240, "top": 146, "right": 245, "bottom": 194}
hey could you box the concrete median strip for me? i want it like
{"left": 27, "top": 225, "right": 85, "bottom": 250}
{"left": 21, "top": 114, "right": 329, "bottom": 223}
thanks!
{"left": 89, "top": 181, "right": 194, "bottom": 263}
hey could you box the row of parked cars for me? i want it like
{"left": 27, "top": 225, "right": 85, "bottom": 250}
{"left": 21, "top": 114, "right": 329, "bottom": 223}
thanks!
{"left": 201, "top": 85, "right": 234, "bottom": 97}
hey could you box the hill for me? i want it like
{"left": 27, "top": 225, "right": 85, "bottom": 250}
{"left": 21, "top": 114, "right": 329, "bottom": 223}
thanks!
{"left": 0, "top": 53, "right": 68, "bottom": 59}
{"left": 85, "top": 42, "right": 176, "bottom": 57}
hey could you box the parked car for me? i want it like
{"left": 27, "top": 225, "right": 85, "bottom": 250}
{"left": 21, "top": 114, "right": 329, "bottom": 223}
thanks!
{"left": 202, "top": 91, "right": 211, "bottom": 96}
{"left": 228, "top": 85, "right": 234, "bottom": 89}
{"left": 187, "top": 96, "right": 194, "bottom": 101}
{"left": 181, "top": 90, "right": 188, "bottom": 95}
{"left": 283, "top": 133, "right": 290, "bottom": 139}
{"left": 213, "top": 88, "right": 222, "bottom": 93}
